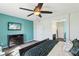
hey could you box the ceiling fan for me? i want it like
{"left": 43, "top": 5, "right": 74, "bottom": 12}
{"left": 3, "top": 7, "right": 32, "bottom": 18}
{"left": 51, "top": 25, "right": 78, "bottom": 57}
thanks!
{"left": 19, "top": 3, "right": 53, "bottom": 18}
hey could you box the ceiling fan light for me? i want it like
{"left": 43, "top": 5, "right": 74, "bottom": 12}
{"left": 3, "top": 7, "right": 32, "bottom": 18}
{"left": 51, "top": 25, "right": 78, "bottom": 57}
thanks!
{"left": 34, "top": 12, "right": 40, "bottom": 16}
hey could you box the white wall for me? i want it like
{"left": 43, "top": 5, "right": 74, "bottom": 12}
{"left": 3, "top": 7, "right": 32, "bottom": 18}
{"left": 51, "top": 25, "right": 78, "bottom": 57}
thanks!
{"left": 70, "top": 12, "right": 79, "bottom": 40}
{"left": 33, "top": 14, "right": 70, "bottom": 41}
{"left": 34, "top": 19, "right": 57, "bottom": 41}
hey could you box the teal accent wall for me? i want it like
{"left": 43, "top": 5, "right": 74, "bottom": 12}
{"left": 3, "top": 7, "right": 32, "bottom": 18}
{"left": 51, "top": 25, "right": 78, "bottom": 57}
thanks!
{"left": 0, "top": 13, "right": 33, "bottom": 48}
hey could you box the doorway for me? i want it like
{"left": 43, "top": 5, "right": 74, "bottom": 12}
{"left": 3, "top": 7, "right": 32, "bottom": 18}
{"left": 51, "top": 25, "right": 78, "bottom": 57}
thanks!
{"left": 56, "top": 22, "right": 65, "bottom": 41}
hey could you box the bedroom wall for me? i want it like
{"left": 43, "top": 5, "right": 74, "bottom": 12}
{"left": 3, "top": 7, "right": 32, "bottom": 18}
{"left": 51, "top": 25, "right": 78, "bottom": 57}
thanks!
{"left": 34, "top": 15, "right": 68, "bottom": 41}
{"left": 70, "top": 12, "right": 79, "bottom": 40}
{"left": 0, "top": 13, "right": 33, "bottom": 48}
{"left": 34, "top": 19, "right": 53, "bottom": 41}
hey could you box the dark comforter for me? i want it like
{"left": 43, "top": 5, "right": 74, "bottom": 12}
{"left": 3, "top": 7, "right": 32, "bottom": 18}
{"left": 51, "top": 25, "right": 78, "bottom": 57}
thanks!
{"left": 23, "top": 40, "right": 58, "bottom": 56}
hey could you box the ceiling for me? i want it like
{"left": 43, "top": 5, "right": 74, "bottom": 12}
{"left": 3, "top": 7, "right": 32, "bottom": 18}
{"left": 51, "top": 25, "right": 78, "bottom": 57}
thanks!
{"left": 0, "top": 3, "right": 79, "bottom": 21}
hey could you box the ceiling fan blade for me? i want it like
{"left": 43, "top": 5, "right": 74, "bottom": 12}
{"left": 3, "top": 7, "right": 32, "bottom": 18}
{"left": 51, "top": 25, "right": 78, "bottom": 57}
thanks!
{"left": 38, "top": 14, "right": 42, "bottom": 18}
{"left": 20, "top": 7, "right": 33, "bottom": 11}
{"left": 27, "top": 13, "right": 34, "bottom": 17}
{"left": 41, "top": 11, "right": 53, "bottom": 14}
{"left": 34, "top": 3, "right": 43, "bottom": 11}
{"left": 37, "top": 3, "right": 43, "bottom": 9}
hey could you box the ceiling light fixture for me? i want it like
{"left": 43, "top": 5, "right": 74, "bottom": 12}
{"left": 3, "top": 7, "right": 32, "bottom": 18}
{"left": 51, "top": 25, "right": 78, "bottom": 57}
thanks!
{"left": 34, "top": 12, "right": 40, "bottom": 16}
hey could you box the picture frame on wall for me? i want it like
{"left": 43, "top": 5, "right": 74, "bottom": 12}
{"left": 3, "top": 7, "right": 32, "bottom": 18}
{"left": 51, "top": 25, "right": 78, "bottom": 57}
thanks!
{"left": 8, "top": 22, "right": 21, "bottom": 30}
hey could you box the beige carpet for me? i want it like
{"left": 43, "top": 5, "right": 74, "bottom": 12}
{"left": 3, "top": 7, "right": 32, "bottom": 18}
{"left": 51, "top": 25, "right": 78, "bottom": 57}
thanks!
{"left": 48, "top": 41, "right": 73, "bottom": 56}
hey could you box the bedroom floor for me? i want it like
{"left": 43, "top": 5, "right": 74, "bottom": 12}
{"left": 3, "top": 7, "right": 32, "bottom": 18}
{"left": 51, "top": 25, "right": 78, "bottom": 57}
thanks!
{"left": 48, "top": 41, "right": 73, "bottom": 56}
